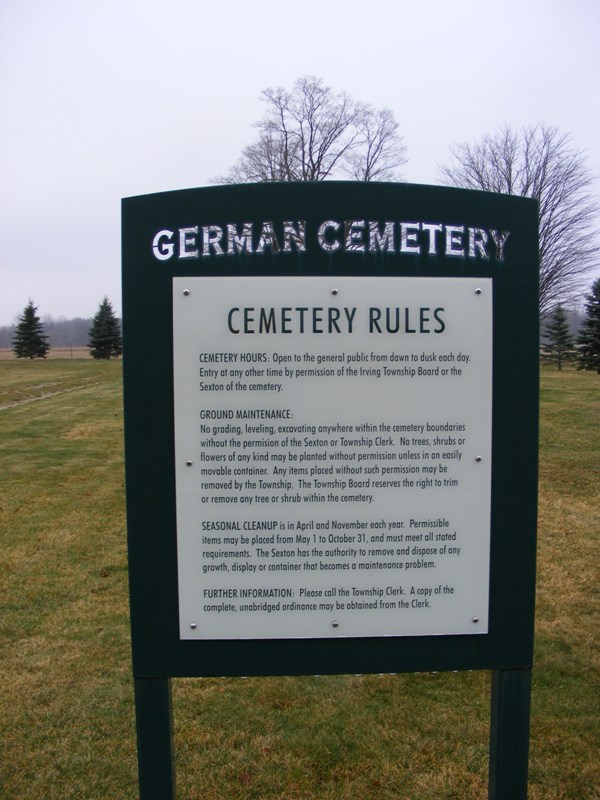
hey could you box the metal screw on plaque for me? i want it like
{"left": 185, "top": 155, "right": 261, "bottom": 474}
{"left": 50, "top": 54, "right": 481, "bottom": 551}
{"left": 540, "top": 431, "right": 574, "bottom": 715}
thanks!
{"left": 472, "top": 617, "right": 479, "bottom": 624}
{"left": 331, "top": 288, "right": 338, "bottom": 295}
{"left": 475, "top": 456, "right": 482, "bottom": 462}
{"left": 331, "top": 620, "right": 339, "bottom": 628}
{"left": 475, "top": 288, "right": 482, "bottom": 295}
{"left": 183, "top": 289, "right": 190, "bottom": 296}
{"left": 190, "top": 623, "right": 197, "bottom": 630}
{"left": 186, "top": 460, "right": 193, "bottom": 467}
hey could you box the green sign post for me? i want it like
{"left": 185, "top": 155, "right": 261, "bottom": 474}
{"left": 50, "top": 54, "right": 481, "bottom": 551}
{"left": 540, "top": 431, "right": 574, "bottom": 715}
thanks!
{"left": 122, "top": 182, "right": 538, "bottom": 799}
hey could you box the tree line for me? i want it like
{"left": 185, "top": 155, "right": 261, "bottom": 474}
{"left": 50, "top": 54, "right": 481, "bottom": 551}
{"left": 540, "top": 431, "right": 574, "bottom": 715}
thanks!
{"left": 8, "top": 298, "right": 122, "bottom": 360}
{"left": 0, "top": 316, "right": 92, "bottom": 349}
{"left": 6, "top": 281, "right": 600, "bottom": 372}
{"left": 541, "top": 279, "right": 600, "bottom": 372}
{"left": 4, "top": 76, "right": 599, "bottom": 370}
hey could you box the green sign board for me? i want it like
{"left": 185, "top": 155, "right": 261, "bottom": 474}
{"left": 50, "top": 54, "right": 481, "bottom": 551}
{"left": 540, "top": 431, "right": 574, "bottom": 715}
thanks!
{"left": 122, "top": 181, "right": 538, "bottom": 679}
{"left": 123, "top": 181, "right": 538, "bottom": 799}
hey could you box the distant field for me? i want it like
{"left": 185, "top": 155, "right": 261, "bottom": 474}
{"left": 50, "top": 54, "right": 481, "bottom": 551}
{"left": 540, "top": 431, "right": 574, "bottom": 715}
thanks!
{"left": 0, "top": 347, "right": 91, "bottom": 360}
{"left": 0, "top": 360, "right": 598, "bottom": 799}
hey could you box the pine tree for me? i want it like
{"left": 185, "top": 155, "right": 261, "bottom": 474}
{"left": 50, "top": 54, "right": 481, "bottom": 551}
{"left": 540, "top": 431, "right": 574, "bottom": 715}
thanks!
{"left": 577, "top": 278, "right": 600, "bottom": 373}
{"left": 88, "top": 297, "right": 122, "bottom": 359}
{"left": 544, "top": 304, "right": 575, "bottom": 370}
{"left": 12, "top": 300, "right": 50, "bottom": 359}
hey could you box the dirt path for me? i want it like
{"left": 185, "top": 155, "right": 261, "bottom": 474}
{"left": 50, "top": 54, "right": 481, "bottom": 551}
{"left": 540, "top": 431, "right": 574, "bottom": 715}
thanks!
{"left": 0, "top": 383, "right": 100, "bottom": 411}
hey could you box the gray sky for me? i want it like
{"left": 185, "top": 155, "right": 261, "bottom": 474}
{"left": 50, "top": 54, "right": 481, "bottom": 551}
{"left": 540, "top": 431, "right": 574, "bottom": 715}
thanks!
{"left": 1, "top": 0, "right": 598, "bottom": 325}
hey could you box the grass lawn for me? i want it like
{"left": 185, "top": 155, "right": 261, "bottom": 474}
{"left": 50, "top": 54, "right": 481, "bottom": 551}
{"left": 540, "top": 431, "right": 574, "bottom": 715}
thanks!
{"left": 0, "top": 359, "right": 598, "bottom": 799}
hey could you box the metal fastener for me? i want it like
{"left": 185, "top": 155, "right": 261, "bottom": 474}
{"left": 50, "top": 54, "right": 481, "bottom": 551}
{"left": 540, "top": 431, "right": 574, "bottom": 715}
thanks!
{"left": 331, "top": 620, "right": 339, "bottom": 628}
{"left": 190, "top": 622, "right": 197, "bottom": 629}
{"left": 475, "top": 456, "right": 482, "bottom": 462}
{"left": 331, "top": 288, "right": 338, "bottom": 295}
{"left": 183, "top": 289, "right": 190, "bottom": 296}
{"left": 472, "top": 617, "right": 479, "bottom": 624}
{"left": 475, "top": 288, "right": 482, "bottom": 295}
{"left": 186, "top": 460, "right": 193, "bottom": 466}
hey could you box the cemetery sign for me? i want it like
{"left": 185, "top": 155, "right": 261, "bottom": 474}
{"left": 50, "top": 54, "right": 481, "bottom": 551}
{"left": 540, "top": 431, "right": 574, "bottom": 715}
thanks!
{"left": 122, "top": 181, "right": 538, "bottom": 678}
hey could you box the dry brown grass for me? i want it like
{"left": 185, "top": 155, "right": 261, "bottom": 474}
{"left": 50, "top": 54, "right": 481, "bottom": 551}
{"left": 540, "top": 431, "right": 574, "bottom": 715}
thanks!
{"left": 0, "top": 360, "right": 598, "bottom": 799}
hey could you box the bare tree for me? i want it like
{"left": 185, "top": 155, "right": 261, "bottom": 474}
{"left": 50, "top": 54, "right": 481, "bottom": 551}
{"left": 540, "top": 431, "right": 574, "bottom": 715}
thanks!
{"left": 344, "top": 107, "right": 405, "bottom": 182}
{"left": 218, "top": 76, "right": 406, "bottom": 184}
{"left": 439, "top": 125, "right": 598, "bottom": 314}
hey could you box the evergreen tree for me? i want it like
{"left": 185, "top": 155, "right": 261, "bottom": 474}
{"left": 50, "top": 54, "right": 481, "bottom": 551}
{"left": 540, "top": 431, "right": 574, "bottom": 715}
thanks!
{"left": 12, "top": 300, "right": 50, "bottom": 359}
{"left": 88, "top": 297, "right": 122, "bottom": 359}
{"left": 544, "top": 304, "right": 575, "bottom": 370}
{"left": 577, "top": 278, "right": 600, "bottom": 373}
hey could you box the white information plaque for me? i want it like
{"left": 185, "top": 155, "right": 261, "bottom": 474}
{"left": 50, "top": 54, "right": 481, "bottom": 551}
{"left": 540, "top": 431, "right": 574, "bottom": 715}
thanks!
{"left": 173, "top": 276, "right": 492, "bottom": 639}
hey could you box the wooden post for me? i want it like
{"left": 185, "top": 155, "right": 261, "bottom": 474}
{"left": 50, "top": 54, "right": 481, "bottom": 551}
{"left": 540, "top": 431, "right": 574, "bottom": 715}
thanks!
{"left": 134, "top": 677, "right": 176, "bottom": 799}
{"left": 489, "top": 668, "right": 532, "bottom": 799}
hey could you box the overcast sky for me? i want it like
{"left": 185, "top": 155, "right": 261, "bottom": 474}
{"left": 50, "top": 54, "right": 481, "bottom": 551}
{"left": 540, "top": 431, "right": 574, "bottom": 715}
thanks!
{"left": 1, "top": 0, "right": 598, "bottom": 325}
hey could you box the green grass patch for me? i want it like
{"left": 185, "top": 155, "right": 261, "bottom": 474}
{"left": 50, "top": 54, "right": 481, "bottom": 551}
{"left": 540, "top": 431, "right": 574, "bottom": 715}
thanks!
{"left": 0, "top": 360, "right": 598, "bottom": 799}
{"left": 0, "top": 358, "right": 110, "bottom": 408}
